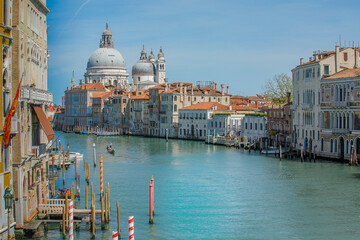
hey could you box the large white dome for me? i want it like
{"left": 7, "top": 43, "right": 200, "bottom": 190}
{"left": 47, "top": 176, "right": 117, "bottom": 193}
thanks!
{"left": 87, "top": 48, "right": 126, "bottom": 69}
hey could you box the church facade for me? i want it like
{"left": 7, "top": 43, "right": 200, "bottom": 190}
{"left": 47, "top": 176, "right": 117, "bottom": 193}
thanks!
{"left": 82, "top": 25, "right": 166, "bottom": 91}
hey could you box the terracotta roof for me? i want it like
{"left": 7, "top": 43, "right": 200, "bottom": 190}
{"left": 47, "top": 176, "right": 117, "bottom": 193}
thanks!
{"left": 92, "top": 92, "right": 111, "bottom": 98}
{"left": 68, "top": 83, "right": 106, "bottom": 91}
{"left": 130, "top": 90, "right": 149, "bottom": 100}
{"left": 47, "top": 105, "right": 56, "bottom": 111}
{"left": 180, "top": 102, "right": 229, "bottom": 110}
{"left": 323, "top": 68, "right": 360, "bottom": 80}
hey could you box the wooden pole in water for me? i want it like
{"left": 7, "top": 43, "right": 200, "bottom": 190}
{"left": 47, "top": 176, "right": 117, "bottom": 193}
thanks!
{"left": 71, "top": 184, "right": 75, "bottom": 203}
{"left": 107, "top": 183, "right": 110, "bottom": 221}
{"left": 117, "top": 200, "right": 120, "bottom": 238}
{"left": 101, "top": 195, "right": 104, "bottom": 225}
{"left": 75, "top": 156, "right": 77, "bottom": 180}
{"left": 150, "top": 176, "right": 154, "bottom": 215}
{"left": 67, "top": 143, "right": 70, "bottom": 160}
{"left": 279, "top": 145, "right": 282, "bottom": 161}
{"left": 85, "top": 185, "right": 88, "bottom": 209}
{"left": 62, "top": 154, "right": 65, "bottom": 181}
{"left": 52, "top": 156, "right": 55, "bottom": 177}
{"left": 91, "top": 182, "right": 93, "bottom": 206}
{"left": 149, "top": 183, "right": 154, "bottom": 224}
{"left": 91, "top": 202, "right": 96, "bottom": 236}
{"left": 62, "top": 206, "right": 66, "bottom": 235}
{"left": 93, "top": 143, "right": 97, "bottom": 167}
{"left": 301, "top": 146, "right": 304, "bottom": 162}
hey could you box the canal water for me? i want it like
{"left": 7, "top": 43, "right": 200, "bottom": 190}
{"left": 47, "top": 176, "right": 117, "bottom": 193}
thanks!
{"left": 34, "top": 131, "right": 360, "bottom": 239}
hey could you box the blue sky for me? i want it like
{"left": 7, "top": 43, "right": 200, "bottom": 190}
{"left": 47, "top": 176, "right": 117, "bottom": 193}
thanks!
{"left": 47, "top": 0, "right": 360, "bottom": 104}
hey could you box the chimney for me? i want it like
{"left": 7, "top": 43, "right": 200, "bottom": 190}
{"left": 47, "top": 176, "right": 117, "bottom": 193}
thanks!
{"left": 300, "top": 58, "right": 304, "bottom": 65}
{"left": 226, "top": 86, "right": 229, "bottom": 94}
{"left": 165, "top": 78, "right": 168, "bottom": 83}
{"left": 180, "top": 82, "right": 183, "bottom": 94}
{"left": 213, "top": 105, "right": 217, "bottom": 110}
{"left": 286, "top": 92, "right": 291, "bottom": 104}
{"left": 228, "top": 105, "right": 232, "bottom": 110}
{"left": 214, "top": 83, "right": 217, "bottom": 90}
{"left": 355, "top": 47, "right": 359, "bottom": 68}
{"left": 221, "top": 84, "right": 225, "bottom": 95}
{"left": 184, "top": 86, "right": 187, "bottom": 95}
{"left": 314, "top": 54, "right": 319, "bottom": 61}
{"left": 191, "top": 84, "right": 193, "bottom": 95}
{"left": 335, "top": 45, "right": 340, "bottom": 73}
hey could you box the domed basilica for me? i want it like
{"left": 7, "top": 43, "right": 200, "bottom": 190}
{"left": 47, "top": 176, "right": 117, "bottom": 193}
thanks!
{"left": 83, "top": 25, "right": 166, "bottom": 90}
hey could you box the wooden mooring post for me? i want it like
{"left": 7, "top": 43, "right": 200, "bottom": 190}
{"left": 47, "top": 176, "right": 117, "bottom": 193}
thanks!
{"left": 117, "top": 200, "right": 120, "bottom": 239}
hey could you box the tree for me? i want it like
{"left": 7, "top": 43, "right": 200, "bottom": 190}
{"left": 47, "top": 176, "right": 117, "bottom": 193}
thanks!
{"left": 262, "top": 73, "right": 292, "bottom": 104}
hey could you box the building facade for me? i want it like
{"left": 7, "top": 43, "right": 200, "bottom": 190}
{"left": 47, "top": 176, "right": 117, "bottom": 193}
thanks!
{"left": 241, "top": 114, "right": 267, "bottom": 141}
{"left": 178, "top": 102, "right": 229, "bottom": 140}
{"left": 292, "top": 46, "right": 359, "bottom": 154}
{"left": 0, "top": 0, "right": 16, "bottom": 237}
{"left": 11, "top": 0, "right": 54, "bottom": 229}
{"left": 319, "top": 68, "right": 360, "bottom": 160}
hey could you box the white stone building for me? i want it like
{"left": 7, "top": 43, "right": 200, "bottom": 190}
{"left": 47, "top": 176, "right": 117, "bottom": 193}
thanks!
{"left": 292, "top": 46, "right": 359, "bottom": 154}
{"left": 84, "top": 25, "right": 129, "bottom": 89}
{"left": 319, "top": 68, "right": 360, "bottom": 160}
{"left": 208, "top": 113, "right": 245, "bottom": 137}
{"left": 241, "top": 115, "right": 267, "bottom": 141}
{"left": 178, "top": 102, "right": 229, "bottom": 140}
{"left": 131, "top": 46, "right": 166, "bottom": 90}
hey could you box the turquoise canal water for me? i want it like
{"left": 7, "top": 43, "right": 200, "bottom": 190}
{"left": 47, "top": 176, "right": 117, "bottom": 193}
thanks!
{"left": 35, "top": 131, "right": 360, "bottom": 239}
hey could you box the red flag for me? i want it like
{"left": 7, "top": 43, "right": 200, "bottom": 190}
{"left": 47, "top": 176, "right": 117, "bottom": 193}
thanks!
{"left": 2, "top": 78, "right": 22, "bottom": 150}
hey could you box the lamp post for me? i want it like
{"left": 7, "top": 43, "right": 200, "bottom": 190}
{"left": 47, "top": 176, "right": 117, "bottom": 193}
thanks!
{"left": 4, "top": 187, "right": 14, "bottom": 240}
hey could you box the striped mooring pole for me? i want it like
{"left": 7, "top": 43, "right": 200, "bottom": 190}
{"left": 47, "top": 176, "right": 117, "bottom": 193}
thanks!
{"left": 128, "top": 216, "right": 134, "bottom": 240}
{"left": 100, "top": 154, "right": 103, "bottom": 196}
{"left": 69, "top": 200, "right": 74, "bottom": 240}
{"left": 112, "top": 231, "right": 119, "bottom": 240}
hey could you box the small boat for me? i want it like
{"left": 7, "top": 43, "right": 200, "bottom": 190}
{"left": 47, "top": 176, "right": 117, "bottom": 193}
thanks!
{"left": 57, "top": 188, "right": 70, "bottom": 198}
{"left": 69, "top": 152, "right": 84, "bottom": 162}
{"left": 107, "top": 145, "right": 115, "bottom": 154}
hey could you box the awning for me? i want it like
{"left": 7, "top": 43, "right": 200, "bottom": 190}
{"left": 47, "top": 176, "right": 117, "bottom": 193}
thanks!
{"left": 33, "top": 106, "right": 55, "bottom": 141}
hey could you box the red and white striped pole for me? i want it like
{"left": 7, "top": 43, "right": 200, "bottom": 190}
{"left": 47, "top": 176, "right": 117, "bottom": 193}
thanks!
{"left": 128, "top": 216, "right": 134, "bottom": 240}
{"left": 112, "top": 231, "right": 119, "bottom": 240}
{"left": 69, "top": 200, "right": 74, "bottom": 240}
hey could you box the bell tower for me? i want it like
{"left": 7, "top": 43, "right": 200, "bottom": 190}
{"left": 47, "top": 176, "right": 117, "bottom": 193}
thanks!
{"left": 156, "top": 47, "right": 166, "bottom": 84}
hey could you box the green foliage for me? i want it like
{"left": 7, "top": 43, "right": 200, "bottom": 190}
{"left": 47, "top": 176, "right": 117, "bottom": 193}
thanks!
{"left": 262, "top": 73, "right": 292, "bottom": 104}
{"left": 245, "top": 112, "right": 267, "bottom": 117}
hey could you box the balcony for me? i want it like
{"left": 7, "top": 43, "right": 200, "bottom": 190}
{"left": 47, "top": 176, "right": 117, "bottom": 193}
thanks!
{"left": 331, "top": 101, "right": 349, "bottom": 109}
{"left": 32, "top": 144, "right": 47, "bottom": 158}
{"left": 301, "top": 103, "right": 313, "bottom": 110}
{"left": 332, "top": 128, "right": 350, "bottom": 134}
{"left": 21, "top": 86, "right": 53, "bottom": 104}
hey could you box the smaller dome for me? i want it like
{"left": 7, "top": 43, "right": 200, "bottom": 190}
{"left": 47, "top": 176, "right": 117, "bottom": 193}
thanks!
{"left": 132, "top": 60, "right": 155, "bottom": 76}
{"left": 149, "top": 50, "right": 155, "bottom": 61}
{"left": 158, "top": 48, "right": 164, "bottom": 59}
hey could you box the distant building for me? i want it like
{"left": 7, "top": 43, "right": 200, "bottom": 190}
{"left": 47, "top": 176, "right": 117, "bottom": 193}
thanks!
{"left": 84, "top": 25, "right": 129, "bottom": 89}
{"left": 241, "top": 114, "right": 267, "bottom": 141}
{"left": 131, "top": 46, "right": 166, "bottom": 90}
{"left": 178, "top": 102, "right": 229, "bottom": 140}
{"left": 209, "top": 112, "right": 245, "bottom": 137}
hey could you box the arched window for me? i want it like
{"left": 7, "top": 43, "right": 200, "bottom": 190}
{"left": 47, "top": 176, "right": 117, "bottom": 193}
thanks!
{"left": 174, "top": 104, "right": 177, "bottom": 112}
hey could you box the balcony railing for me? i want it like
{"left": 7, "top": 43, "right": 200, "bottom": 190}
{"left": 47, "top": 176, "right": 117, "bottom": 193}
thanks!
{"left": 332, "top": 128, "right": 350, "bottom": 134}
{"left": 32, "top": 144, "right": 47, "bottom": 158}
{"left": 331, "top": 101, "right": 349, "bottom": 108}
{"left": 301, "top": 103, "right": 313, "bottom": 110}
{"left": 21, "top": 86, "right": 53, "bottom": 104}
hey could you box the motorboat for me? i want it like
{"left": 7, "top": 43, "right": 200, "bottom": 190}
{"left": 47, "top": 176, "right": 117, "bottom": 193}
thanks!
{"left": 69, "top": 152, "right": 84, "bottom": 162}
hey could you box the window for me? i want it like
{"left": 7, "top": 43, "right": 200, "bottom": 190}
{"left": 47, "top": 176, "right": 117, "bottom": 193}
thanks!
{"left": 174, "top": 104, "right": 177, "bottom": 112}
{"left": 344, "top": 52, "right": 348, "bottom": 61}
{"left": 188, "top": 97, "right": 190, "bottom": 101}
{"left": 245, "top": 123, "right": 248, "bottom": 129}
{"left": 255, "top": 123, "right": 258, "bottom": 130}
{"left": 260, "top": 123, "right": 263, "bottom": 131}
{"left": 250, "top": 123, "right": 252, "bottom": 130}
{"left": 324, "top": 65, "right": 329, "bottom": 75}
{"left": 174, "top": 96, "right": 177, "bottom": 101}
